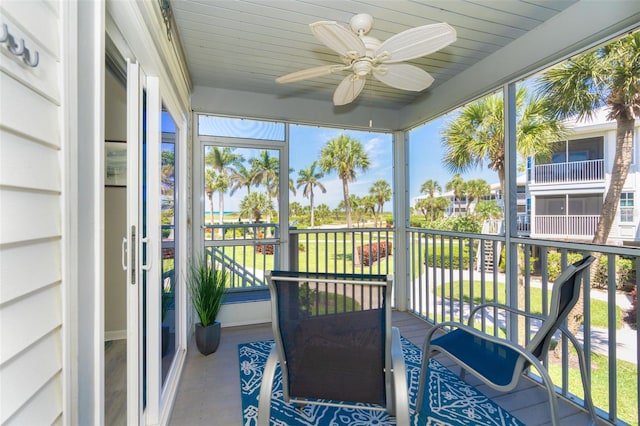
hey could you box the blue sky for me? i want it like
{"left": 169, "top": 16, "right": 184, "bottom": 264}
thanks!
{"left": 200, "top": 113, "right": 500, "bottom": 213}
{"left": 289, "top": 125, "right": 393, "bottom": 210}
{"left": 208, "top": 119, "right": 500, "bottom": 213}
{"left": 287, "top": 119, "right": 498, "bottom": 211}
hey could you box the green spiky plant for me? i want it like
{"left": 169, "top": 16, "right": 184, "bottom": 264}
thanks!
{"left": 187, "top": 256, "right": 228, "bottom": 327}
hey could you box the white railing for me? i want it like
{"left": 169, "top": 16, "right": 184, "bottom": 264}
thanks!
{"left": 534, "top": 215, "right": 600, "bottom": 236}
{"left": 533, "top": 159, "right": 604, "bottom": 184}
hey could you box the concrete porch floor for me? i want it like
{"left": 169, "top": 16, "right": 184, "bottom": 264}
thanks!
{"left": 169, "top": 311, "right": 604, "bottom": 426}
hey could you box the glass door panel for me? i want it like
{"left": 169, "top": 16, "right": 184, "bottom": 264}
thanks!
{"left": 160, "top": 109, "right": 178, "bottom": 384}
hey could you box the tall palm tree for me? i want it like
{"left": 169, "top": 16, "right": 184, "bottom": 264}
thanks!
{"left": 204, "top": 168, "right": 216, "bottom": 225}
{"left": 319, "top": 134, "right": 370, "bottom": 228}
{"left": 537, "top": 32, "right": 640, "bottom": 246}
{"left": 229, "top": 163, "right": 256, "bottom": 197}
{"left": 420, "top": 179, "right": 442, "bottom": 221}
{"left": 296, "top": 161, "right": 326, "bottom": 228}
{"left": 445, "top": 174, "right": 466, "bottom": 215}
{"left": 205, "top": 146, "right": 243, "bottom": 224}
{"left": 464, "top": 178, "right": 491, "bottom": 214}
{"left": 369, "top": 180, "right": 392, "bottom": 227}
{"left": 441, "top": 87, "right": 565, "bottom": 197}
{"left": 251, "top": 150, "right": 280, "bottom": 225}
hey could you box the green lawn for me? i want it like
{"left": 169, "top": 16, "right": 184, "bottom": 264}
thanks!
{"left": 436, "top": 280, "right": 622, "bottom": 329}
{"left": 547, "top": 352, "right": 638, "bottom": 426}
{"left": 220, "top": 233, "right": 395, "bottom": 279}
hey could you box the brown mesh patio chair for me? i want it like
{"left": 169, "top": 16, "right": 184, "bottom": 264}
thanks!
{"left": 258, "top": 271, "right": 410, "bottom": 426}
{"left": 417, "top": 255, "right": 597, "bottom": 426}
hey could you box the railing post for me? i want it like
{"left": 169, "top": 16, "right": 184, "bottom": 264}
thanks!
{"left": 289, "top": 227, "right": 298, "bottom": 272}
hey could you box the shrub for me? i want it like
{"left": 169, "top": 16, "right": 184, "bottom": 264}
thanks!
{"left": 255, "top": 244, "right": 275, "bottom": 254}
{"left": 497, "top": 246, "right": 536, "bottom": 274}
{"left": 545, "top": 252, "right": 585, "bottom": 282}
{"left": 593, "top": 256, "right": 636, "bottom": 291}
{"left": 410, "top": 217, "right": 426, "bottom": 227}
{"left": 428, "top": 216, "right": 481, "bottom": 233}
{"left": 356, "top": 241, "right": 393, "bottom": 266}
{"left": 425, "top": 241, "right": 471, "bottom": 269}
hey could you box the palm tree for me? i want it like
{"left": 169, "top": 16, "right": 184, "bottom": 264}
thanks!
{"left": 464, "top": 179, "right": 491, "bottom": 214}
{"left": 445, "top": 174, "right": 466, "bottom": 215}
{"left": 251, "top": 150, "right": 279, "bottom": 225}
{"left": 204, "top": 146, "right": 243, "bottom": 224}
{"left": 239, "top": 191, "right": 272, "bottom": 223}
{"left": 474, "top": 200, "right": 503, "bottom": 221}
{"left": 315, "top": 204, "right": 331, "bottom": 224}
{"left": 441, "top": 87, "right": 565, "bottom": 197}
{"left": 362, "top": 195, "right": 377, "bottom": 225}
{"left": 537, "top": 33, "right": 640, "bottom": 338}
{"left": 420, "top": 179, "right": 442, "bottom": 221}
{"left": 204, "top": 168, "right": 216, "bottom": 225}
{"left": 369, "top": 180, "right": 392, "bottom": 227}
{"left": 296, "top": 161, "right": 326, "bottom": 228}
{"left": 319, "top": 134, "right": 370, "bottom": 228}
{"left": 537, "top": 32, "right": 640, "bottom": 246}
{"left": 229, "top": 163, "right": 256, "bottom": 197}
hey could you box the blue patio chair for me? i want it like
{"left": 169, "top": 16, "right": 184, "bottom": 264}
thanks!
{"left": 258, "top": 271, "right": 410, "bottom": 426}
{"left": 417, "top": 255, "right": 597, "bottom": 426}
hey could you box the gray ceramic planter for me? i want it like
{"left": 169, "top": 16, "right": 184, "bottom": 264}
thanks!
{"left": 195, "top": 321, "right": 221, "bottom": 355}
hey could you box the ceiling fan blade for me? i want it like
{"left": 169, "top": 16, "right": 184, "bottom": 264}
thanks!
{"left": 276, "top": 64, "right": 346, "bottom": 84}
{"left": 310, "top": 21, "right": 366, "bottom": 58}
{"left": 333, "top": 75, "right": 366, "bottom": 106}
{"left": 373, "top": 63, "right": 434, "bottom": 91}
{"left": 376, "top": 23, "right": 456, "bottom": 63}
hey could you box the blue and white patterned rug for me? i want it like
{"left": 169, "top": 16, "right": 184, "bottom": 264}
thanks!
{"left": 238, "top": 337, "right": 525, "bottom": 425}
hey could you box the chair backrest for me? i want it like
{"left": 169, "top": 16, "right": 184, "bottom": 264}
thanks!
{"left": 526, "top": 255, "right": 595, "bottom": 359}
{"left": 266, "top": 271, "right": 393, "bottom": 406}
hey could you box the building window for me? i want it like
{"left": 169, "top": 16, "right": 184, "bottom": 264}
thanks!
{"left": 620, "top": 192, "right": 634, "bottom": 222}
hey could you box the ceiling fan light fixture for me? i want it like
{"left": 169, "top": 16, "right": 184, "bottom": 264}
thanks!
{"left": 349, "top": 13, "right": 373, "bottom": 35}
{"left": 352, "top": 60, "right": 371, "bottom": 76}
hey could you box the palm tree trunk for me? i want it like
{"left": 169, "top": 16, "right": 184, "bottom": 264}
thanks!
{"left": 207, "top": 193, "right": 214, "bottom": 225}
{"left": 218, "top": 192, "right": 224, "bottom": 225}
{"left": 592, "top": 116, "right": 634, "bottom": 245}
{"left": 310, "top": 190, "right": 315, "bottom": 228}
{"left": 342, "top": 178, "right": 352, "bottom": 228}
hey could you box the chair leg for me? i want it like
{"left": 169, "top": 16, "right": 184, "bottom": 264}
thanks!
{"left": 257, "top": 347, "right": 279, "bottom": 426}
{"left": 529, "top": 358, "right": 561, "bottom": 426}
{"left": 416, "top": 343, "right": 432, "bottom": 414}
{"left": 390, "top": 327, "right": 410, "bottom": 426}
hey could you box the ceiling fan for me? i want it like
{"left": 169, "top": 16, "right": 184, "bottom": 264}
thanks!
{"left": 275, "top": 13, "right": 456, "bottom": 106}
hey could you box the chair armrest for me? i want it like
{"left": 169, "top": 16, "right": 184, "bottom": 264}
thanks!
{"left": 468, "top": 302, "right": 547, "bottom": 326}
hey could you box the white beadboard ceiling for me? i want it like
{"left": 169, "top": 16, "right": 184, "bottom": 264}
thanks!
{"left": 171, "top": 0, "right": 577, "bottom": 110}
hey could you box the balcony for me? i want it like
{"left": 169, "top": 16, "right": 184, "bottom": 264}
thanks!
{"left": 170, "top": 226, "right": 639, "bottom": 426}
{"left": 534, "top": 215, "right": 600, "bottom": 238}
{"left": 533, "top": 159, "right": 605, "bottom": 184}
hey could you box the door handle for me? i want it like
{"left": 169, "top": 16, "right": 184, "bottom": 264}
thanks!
{"left": 121, "top": 237, "right": 127, "bottom": 270}
{"left": 141, "top": 237, "right": 152, "bottom": 271}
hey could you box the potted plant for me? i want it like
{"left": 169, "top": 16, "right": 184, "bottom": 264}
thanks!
{"left": 187, "top": 255, "right": 228, "bottom": 355}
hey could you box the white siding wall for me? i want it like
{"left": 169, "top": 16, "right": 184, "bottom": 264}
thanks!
{"left": 0, "top": 1, "right": 65, "bottom": 424}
